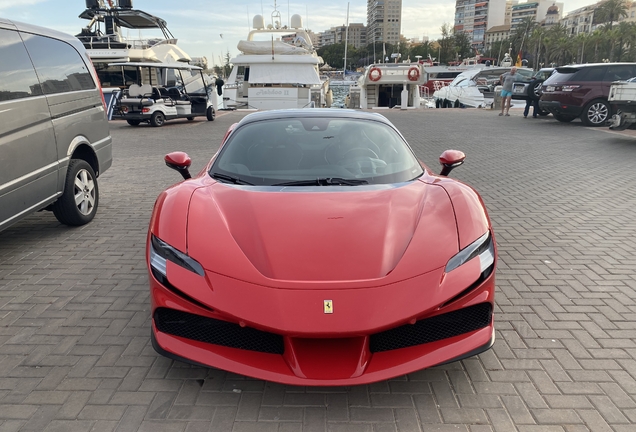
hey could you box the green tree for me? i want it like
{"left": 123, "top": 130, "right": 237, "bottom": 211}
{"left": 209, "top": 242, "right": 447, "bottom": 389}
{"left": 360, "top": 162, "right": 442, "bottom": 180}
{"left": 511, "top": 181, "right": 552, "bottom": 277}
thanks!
{"left": 594, "top": 0, "right": 628, "bottom": 32}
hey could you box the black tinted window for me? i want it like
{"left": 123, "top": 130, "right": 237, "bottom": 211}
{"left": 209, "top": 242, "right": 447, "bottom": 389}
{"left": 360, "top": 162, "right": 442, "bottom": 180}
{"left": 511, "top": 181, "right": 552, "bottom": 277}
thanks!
{"left": 21, "top": 33, "right": 95, "bottom": 94}
{"left": 0, "top": 29, "right": 42, "bottom": 101}
{"left": 573, "top": 66, "right": 607, "bottom": 81}
{"left": 604, "top": 64, "right": 636, "bottom": 81}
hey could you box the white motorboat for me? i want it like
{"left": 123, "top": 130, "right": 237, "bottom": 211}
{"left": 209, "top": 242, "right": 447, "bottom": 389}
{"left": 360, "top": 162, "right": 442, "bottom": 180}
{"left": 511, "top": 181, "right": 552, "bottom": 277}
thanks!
{"left": 432, "top": 67, "right": 533, "bottom": 108}
{"left": 351, "top": 62, "right": 426, "bottom": 109}
{"left": 223, "top": 7, "right": 330, "bottom": 110}
{"left": 76, "top": 0, "right": 192, "bottom": 90}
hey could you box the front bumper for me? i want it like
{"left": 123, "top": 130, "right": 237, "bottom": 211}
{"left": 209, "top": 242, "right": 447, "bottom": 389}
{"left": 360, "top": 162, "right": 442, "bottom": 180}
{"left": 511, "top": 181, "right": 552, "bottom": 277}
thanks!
{"left": 539, "top": 99, "right": 582, "bottom": 117}
{"left": 149, "top": 260, "right": 496, "bottom": 385}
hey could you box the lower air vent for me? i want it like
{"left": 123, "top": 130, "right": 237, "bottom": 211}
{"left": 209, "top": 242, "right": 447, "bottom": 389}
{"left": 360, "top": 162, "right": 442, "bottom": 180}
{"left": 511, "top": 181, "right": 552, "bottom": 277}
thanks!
{"left": 369, "top": 303, "right": 492, "bottom": 353}
{"left": 154, "top": 308, "right": 284, "bottom": 354}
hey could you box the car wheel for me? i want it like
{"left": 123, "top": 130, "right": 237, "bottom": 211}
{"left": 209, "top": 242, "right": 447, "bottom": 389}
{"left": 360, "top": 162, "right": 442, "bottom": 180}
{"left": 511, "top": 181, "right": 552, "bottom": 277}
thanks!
{"left": 581, "top": 99, "right": 610, "bottom": 127}
{"left": 187, "top": 117, "right": 194, "bottom": 121}
{"left": 150, "top": 111, "right": 165, "bottom": 127}
{"left": 554, "top": 114, "right": 576, "bottom": 123}
{"left": 127, "top": 119, "right": 141, "bottom": 126}
{"left": 206, "top": 106, "right": 215, "bottom": 121}
{"left": 528, "top": 79, "right": 544, "bottom": 100}
{"left": 52, "top": 159, "right": 99, "bottom": 226}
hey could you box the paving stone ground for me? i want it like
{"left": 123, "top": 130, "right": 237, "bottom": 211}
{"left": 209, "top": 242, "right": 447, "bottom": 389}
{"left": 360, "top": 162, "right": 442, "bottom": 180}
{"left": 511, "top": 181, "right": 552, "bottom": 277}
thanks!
{"left": 1, "top": 107, "right": 636, "bottom": 432}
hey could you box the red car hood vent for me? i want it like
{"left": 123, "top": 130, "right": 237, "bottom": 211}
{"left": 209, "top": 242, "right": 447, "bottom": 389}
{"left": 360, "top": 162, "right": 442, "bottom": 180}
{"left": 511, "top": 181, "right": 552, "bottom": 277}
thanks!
{"left": 187, "top": 182, "right": 458, "bottom": 282}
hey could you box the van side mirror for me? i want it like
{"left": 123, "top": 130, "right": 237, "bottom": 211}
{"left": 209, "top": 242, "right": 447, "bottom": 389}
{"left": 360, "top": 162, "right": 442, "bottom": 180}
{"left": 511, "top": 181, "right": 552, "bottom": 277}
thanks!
{"left": 439, "top": 150, "right": 466, "bottom": 176}
{"left": 165, "top": 152, "right": 192, "bottom": 179}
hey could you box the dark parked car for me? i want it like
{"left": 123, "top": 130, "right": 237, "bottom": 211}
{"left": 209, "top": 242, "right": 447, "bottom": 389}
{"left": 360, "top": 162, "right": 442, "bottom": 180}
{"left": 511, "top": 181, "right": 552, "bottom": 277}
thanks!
{"left": 539, "top": 63, "right": 636, "bottom": 126}
{"left": 511, "top": 68, "right": 555, "bottom": 102}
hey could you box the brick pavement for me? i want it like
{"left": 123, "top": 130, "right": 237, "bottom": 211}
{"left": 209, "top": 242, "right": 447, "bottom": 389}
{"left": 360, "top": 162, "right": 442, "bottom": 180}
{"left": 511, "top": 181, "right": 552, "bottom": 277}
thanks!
{"left": 1, "top": 107, "right": 635, "bottom": 431}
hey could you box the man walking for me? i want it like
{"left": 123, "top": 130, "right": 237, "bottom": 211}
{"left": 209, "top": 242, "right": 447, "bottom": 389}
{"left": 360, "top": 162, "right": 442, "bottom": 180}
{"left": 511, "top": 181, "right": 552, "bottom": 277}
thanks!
{"left": 499, "top": 66, "right": 520, "bottom": 116}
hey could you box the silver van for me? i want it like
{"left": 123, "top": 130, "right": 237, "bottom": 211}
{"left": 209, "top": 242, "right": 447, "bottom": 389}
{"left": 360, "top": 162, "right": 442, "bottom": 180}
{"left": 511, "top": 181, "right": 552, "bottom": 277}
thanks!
{"left": 0, "top": 18, "right": 112, "bottom": 230}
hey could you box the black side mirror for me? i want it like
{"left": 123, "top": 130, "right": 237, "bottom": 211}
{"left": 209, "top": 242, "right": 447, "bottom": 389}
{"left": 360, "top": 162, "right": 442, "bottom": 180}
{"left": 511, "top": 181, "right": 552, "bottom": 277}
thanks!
{"left": 165, "top": 152, "right": 192, "bottom": 180}
{"left": 439, "top": 150, "right": 466, "bottom": 176}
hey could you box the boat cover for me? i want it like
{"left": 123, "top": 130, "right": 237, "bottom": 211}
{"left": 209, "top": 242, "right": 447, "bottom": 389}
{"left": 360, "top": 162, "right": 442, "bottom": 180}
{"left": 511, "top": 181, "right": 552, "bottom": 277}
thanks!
{"left": 238, "top": 40, "right": 311, "bottom": 56}
{"left": 248, "top": 64, "right": 321, "bottom": 85}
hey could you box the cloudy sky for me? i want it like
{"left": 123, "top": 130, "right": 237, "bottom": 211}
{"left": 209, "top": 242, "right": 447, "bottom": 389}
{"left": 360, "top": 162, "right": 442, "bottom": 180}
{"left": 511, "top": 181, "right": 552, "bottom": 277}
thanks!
{"left": 1, "top": 0, "right": 595, "bottom": 66}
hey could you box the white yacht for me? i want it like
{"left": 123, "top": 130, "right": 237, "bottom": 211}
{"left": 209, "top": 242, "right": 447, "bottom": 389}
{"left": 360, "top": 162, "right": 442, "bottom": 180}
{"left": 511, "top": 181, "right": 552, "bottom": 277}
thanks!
{"left": 350, "top": 62, "right": 426, "bottom": 109}
{"left": 223, "top": 8, "right": 331, "bottom": 110}
{"left": 76, "top": 0, "right": 192, "bottom": 89}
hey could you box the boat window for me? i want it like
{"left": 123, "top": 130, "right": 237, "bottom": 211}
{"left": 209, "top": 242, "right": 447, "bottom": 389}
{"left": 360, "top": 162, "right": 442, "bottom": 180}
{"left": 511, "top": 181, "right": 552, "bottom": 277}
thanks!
{"left": 210, "top": 118, "right": 424, "bottom": 186}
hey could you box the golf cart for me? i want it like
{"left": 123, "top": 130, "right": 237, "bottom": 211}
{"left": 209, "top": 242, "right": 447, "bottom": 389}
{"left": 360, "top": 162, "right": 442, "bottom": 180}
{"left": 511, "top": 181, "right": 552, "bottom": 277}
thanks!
{"left": 110, "top": 62, "right": 215, "bottom": 127}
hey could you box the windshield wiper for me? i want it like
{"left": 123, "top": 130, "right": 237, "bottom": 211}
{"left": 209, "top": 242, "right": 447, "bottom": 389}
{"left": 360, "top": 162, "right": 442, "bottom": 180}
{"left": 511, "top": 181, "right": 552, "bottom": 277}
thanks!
{"left": 272, "top": 178, "right": 369, "bottom": 186}
{"left": 211, "top": 173, "right": 254, "bottom": 185}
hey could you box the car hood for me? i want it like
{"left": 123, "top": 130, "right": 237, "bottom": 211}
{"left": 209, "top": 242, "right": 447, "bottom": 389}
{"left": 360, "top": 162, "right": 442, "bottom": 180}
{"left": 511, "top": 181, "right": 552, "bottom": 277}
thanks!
{"left": 186, "top": 181, "right": 459, "bottom": 283}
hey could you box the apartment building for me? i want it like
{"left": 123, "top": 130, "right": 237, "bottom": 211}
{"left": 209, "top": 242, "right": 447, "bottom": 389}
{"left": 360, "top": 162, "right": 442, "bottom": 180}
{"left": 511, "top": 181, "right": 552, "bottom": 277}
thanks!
{"left": 561, "top": 4, "right": 598, "bottom": 35}
{"left": 316, "top": 24, "right": 366, "bottom": 49}
{"left": 367, "top": 0, "right": 402, "bottom": 45}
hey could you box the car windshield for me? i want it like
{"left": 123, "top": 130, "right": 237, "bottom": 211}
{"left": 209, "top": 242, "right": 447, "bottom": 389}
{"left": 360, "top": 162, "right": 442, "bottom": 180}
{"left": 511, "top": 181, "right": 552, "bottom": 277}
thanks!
{"left": 209, "top": 117, "right": 424, "bottom": 186}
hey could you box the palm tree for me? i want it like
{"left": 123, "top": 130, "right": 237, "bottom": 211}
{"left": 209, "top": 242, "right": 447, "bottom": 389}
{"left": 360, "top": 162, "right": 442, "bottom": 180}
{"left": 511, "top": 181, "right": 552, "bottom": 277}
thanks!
{"left": 594, "top": 0, "right": 628, "bottom": 32}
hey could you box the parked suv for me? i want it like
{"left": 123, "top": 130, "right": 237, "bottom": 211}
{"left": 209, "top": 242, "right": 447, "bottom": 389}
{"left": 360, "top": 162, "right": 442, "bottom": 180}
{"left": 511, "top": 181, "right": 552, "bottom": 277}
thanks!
{"left": 539, "top": 63, "right": 636, "bottom": 126}
{"left": 0, "top": 18, "right": 112, "bottom": 231}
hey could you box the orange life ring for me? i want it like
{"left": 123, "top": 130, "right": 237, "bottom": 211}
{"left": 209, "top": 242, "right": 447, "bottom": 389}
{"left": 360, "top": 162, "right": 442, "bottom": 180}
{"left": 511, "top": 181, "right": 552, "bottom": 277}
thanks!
{"left": 369, "top": 67, "right": 382, "bottom": 82}
{"left": 408, "top": 67, "right": 420, "bottom": 82}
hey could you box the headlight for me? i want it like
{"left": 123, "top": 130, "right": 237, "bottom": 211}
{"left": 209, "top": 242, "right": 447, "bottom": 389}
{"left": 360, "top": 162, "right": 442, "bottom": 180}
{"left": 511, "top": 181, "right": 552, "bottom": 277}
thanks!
{"left": 445, "top": 231, "right": 495, "bottom": 274}
{"left": 149, "top": 234, "right": 204, "bottom": 277}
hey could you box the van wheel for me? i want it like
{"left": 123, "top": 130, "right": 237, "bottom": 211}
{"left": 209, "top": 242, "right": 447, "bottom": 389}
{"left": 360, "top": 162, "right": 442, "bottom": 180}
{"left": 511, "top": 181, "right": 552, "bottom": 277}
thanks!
{"left": 127, "top": 119, "right": 141, "bottom": 126}
{"left": 52, "top": 159, "right": 98, "bottom": 226}
{"left": 150, "top": 112, "right": 165, "bottom": 127}
{"left": 187, "top": 117, "right": 195, "bottom": 121}
{"left": 581, "top": 99, "right": 610, "bottom": 126}
{"left": 206, "top": 106, "right": 215, "bottom": 121}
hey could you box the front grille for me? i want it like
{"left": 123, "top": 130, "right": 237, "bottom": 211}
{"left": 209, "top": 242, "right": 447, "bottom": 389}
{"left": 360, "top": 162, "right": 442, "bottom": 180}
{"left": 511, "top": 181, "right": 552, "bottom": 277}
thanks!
{"left": 154, "top": 308, "right": 284, "bottom": 354}
{"left": 369, "top": 303, "right": 493, "bottom": 353}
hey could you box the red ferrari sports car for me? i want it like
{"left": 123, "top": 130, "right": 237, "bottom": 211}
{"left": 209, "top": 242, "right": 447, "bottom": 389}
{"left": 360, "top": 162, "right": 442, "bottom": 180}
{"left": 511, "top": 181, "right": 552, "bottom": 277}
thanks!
{"left": 148, "top": 109, "right": 496, "bottom": 385}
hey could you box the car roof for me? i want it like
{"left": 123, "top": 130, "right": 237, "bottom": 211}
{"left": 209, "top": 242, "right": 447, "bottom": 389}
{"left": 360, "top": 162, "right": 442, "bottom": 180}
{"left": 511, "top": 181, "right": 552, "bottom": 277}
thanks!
{"left": 236, "top": 109, "right": 394, "bottom": 127}
{"left": 0, "top": 17, "right": 82, "bottom": 46}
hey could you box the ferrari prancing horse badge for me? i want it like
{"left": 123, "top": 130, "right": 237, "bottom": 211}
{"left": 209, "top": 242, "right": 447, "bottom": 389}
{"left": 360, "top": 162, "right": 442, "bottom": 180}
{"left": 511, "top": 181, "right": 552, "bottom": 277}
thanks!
{"left": 324, "top": 300, "right": 333, "bottom": 314}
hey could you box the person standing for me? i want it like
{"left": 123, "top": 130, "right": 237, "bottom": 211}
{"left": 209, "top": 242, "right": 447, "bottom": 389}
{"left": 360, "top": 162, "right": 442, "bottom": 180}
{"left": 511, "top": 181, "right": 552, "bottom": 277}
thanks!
{"left": 524, "top": 97, "right": 539, "bottom": 118}
{"left": 499, "top": 66, "right": 520, "bottom": 116}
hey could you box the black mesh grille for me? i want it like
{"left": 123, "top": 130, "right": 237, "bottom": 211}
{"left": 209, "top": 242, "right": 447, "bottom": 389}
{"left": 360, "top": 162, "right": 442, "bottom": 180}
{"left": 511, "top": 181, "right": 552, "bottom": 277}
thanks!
{"left": 154, "top": 308, "right": 284, "bottom": 354}
{"left": 369, "top": 303, "right": 493, "bottom": 353}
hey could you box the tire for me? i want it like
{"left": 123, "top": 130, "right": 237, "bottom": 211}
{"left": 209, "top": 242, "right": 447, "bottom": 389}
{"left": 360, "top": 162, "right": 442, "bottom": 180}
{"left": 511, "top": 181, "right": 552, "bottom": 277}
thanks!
{"left": 581, "top": 99, "right": 611, "bottom": 127}
{"left": 206, "top": 106, "right": 215, "bottom": 121}
{"left": 187, "top": 117, "right": 194, "bottom": 121}
{"left": 150, "top": 111, "right": 165, "bottom": 127}
{"left": 528, "top": 79, "right": 544, "bottom": 100}
{"left": 554, "top": 114, "right": 576, "bottom": 123}
{"left": 52, "top": 159, "right": 99, "bottom": 226}
{"left": 126, "top": 119, "right": 141, "bottom": 126}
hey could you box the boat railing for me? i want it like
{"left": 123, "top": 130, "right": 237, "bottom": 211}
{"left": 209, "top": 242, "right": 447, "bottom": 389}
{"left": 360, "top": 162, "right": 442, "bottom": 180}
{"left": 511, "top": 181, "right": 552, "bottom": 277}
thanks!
{"left": 83, "top": 35, "right": 176, "bottom": 50}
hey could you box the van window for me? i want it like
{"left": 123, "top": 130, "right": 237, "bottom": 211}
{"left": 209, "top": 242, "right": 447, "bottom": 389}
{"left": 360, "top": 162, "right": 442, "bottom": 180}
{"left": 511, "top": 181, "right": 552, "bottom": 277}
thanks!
{"left": 0, "top": 29, "right": 42, "bottom": 101}
{"left": 21, "top": 33, "right": 95, "bottom": 94}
